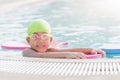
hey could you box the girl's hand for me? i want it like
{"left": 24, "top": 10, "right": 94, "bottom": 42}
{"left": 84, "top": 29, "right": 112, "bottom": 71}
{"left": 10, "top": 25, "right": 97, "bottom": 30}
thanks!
{"left": 65, "top": 52, "right": 86, "bottom": 59}
{"left": 94, "top": 49, "right": 106, "bottom": 57}
{"left": 86, "top": 49, "right": 106, "bottom": 57}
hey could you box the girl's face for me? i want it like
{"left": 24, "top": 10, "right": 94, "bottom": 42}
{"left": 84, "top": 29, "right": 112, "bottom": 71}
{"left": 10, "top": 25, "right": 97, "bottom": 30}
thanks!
{"left": 28, "top": 32, "right": 52, "bottom": 53}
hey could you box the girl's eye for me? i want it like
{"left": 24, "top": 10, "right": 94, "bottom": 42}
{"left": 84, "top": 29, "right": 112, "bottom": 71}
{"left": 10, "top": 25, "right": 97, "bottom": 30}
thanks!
{"left": 41, "top": 34, "right": 49, "bottom": 40}
{"left": 32, "top": 34, "right": 38, "bottom": 39}
{"left": 32, "top": 33, "right": 41, "bottom": 38}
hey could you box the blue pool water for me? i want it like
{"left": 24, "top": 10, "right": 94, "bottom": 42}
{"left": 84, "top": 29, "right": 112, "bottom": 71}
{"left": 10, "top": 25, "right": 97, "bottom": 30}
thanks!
{"left": 0, "top": 0, "right": 120, "bottom": 58}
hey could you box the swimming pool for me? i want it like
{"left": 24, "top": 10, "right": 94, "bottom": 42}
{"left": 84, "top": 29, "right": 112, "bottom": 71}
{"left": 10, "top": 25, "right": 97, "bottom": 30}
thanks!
{"left": 0, "top": 0, "right": 120, "bottom": 58}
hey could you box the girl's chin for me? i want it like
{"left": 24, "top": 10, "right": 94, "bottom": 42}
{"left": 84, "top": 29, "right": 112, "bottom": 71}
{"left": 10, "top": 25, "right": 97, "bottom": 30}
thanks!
{"left": 37, "top": 49, "right": 47, "bottom": 53}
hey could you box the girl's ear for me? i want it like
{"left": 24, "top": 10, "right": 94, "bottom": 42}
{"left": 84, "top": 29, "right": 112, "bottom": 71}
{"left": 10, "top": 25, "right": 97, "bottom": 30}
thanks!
{"left": 50, "top": 36, "right": 53, "bottom": 43}
{"left": 26, "top": 37, "right": 30, "bottom": 43}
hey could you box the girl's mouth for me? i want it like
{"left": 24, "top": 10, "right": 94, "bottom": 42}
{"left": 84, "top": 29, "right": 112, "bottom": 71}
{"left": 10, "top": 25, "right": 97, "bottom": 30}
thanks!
{"left": 37, "top": 45, "right": 45, "bottom": 48}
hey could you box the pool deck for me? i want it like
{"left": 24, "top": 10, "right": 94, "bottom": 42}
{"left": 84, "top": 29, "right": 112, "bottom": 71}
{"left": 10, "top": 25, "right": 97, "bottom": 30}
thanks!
{"left": 1, "top": 56, "right": 120, "bottom": 80}
{"left": 0, "top": 0, "right": 56, "bottom": 14}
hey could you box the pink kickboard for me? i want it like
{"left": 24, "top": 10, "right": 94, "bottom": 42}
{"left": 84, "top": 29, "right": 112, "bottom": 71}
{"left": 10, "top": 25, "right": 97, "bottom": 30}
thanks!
{"left": 86, "top": 54, "right": 102, "bottom": 59}
{"left": 1, "top": 41, "right": 68, "bottom": 50}
{"left": 1, "top": 41, "right": 102, "bottom": 59}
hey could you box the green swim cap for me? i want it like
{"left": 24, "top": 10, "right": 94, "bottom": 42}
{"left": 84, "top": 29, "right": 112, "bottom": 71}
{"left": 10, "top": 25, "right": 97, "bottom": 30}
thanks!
{"left": 27, "top": 19, "right": 52, "bottom": 38}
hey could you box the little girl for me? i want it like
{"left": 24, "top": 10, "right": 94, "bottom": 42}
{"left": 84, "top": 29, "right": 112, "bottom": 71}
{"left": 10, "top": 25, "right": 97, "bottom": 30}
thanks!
{"left": 23, "top": 19, "right": 106, "bottom": 59}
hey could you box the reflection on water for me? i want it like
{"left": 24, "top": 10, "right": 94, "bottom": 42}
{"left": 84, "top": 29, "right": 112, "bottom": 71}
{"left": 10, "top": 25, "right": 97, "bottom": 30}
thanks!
{"left": 0, "top": 0, "right": 120, "bottom": 58}
{"left": 67, "top": 0, "right": 120, "bottom": 26}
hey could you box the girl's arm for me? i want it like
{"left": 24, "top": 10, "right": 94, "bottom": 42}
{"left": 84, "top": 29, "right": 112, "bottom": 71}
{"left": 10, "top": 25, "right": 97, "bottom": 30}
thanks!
{"left": 51, "top": 48, "right": 106, "bottom": 56}
{"left": 22, "top": 48, "right": 86, "bottom": 59}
